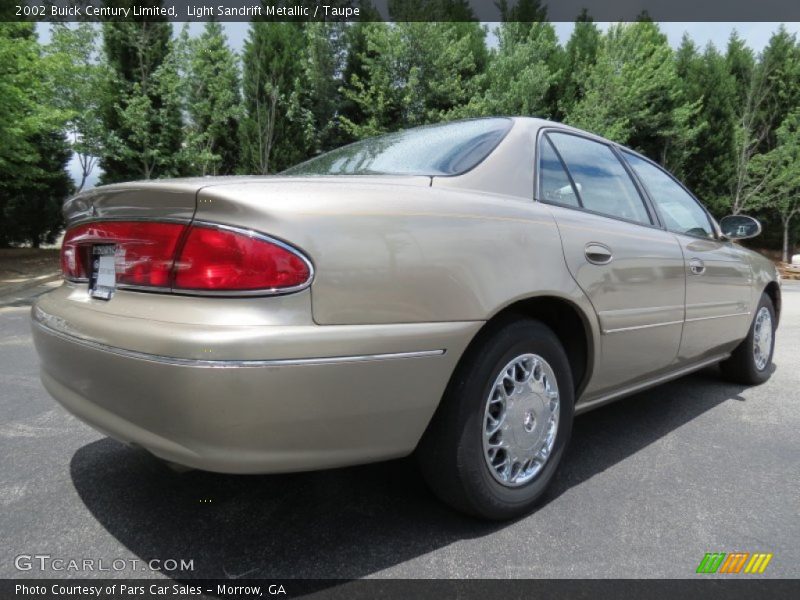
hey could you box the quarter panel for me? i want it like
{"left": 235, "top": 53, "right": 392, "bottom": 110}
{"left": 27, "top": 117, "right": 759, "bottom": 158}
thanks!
{"left": 745, "top": 246, "right": 781, "bottom": 322}
{"left": 195, "top": 182, "right": 581, "bottom": 326}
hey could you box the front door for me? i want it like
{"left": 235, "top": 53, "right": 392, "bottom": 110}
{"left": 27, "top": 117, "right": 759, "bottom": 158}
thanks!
{"left": 673, "top": 236, "right": 753, "bottom": 360}
{"left": 621, "top": 152, "right": 753, "bottom": 362}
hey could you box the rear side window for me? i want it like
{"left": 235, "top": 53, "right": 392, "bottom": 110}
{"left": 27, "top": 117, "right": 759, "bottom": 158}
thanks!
{"left": 283, "top": 118, "right": 512, "bottom": 176}
{"left": 546, "top": 132, "right": 652, "bottom": 225}
{"left": 623, "top": 152, "right": 714, "bottom": 239}
{"left": 538, "top": 136, "right": 580, "bottom": 207}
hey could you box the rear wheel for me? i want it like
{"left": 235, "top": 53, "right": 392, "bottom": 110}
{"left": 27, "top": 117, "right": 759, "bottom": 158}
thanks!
{"left": 417, "top": 318, "right": 574, "bottom": 520}
{"left": 720, "top": 292, "right": 776, "bottom": 385}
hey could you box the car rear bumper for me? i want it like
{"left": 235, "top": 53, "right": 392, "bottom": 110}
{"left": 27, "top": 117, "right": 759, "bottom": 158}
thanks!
{"left": 31, "top": 286, "right": 480, "bottom": 473}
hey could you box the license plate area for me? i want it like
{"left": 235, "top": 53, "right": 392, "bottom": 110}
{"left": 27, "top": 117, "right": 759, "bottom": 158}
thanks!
{"left": 90, "top": 244, "right": 116, "bottom": 300}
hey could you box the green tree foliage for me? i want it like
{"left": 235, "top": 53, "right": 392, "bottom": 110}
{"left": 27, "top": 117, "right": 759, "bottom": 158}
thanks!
{"left": 2, "top": 15, "right": 800, "bottom": 257}
{"left": 184, "top": 22, "right": 242, "bottom": 176}
{"left": 495, "top": 0, "right": 547, "bottom": 22}
{"left": 101, "top": 14, "right": 184, "bottom": 182}
{"left": 455, "top": 21, "right": 560, "bottom": 119}
{"left": 240, "top": 22, "right": 306, "bottom": 173}
{"left": 567, "top": 22, "right": 702, "bottom": 170}
{"left": 46, "top": 23, "right": 106, "bottom": 193}
{"left": 728, "top": 28, "right": 800, "bottom": 215}
{"left": 726, "top": 31, "right": 755, "bottom": 109}
{"left": 674, "top": 37, "right": 737, "bottom": 213}
{"left": 290, "top": 21, "right": 349, "bottom": 155}
{"left": 756, "top": 26, "right": 800, "bottom": 152}
{"left": 0, "top": 24, "right": 63, "bottom": 184}
{"left": 749, "top": 112, "right": 800, "bottom": 262}
{"left": 4, "top": 131, "right": 73, "bottom": 247}
{"left": 389, "top": 0, "right": 477, "bottom": 21}
{"left": 0, "top": 23, "right": 70, "bottom": 246}
{"left": 557, "top": 11, "right": 601, "bottom": 119}
{"left": 340, "top": 21, "right": 487, "bottom": 138}
{"left": 337, "top": 2, "right": 382, "bottom": 143}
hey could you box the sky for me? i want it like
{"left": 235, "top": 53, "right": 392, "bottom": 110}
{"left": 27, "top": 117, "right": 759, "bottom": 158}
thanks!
{"left": 36, "top": 21, "right": 800, "bottom": 190}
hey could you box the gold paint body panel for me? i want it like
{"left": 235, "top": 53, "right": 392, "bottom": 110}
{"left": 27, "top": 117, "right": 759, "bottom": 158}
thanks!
{"left": 32, "top": 118, "right": 779, "bottom": 473}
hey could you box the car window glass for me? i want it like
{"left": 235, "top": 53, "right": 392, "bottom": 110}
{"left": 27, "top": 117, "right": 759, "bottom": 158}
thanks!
{"left": 283, "top": 118, "right": 512, "bottom": 176}
{"left": 538, "top": 136, "right": 579, "bottom": 207}
{"left": 623, "top": 152, "right": 714, "bottom": 238}
{"left": 547, "top": 133, "right": 651, "bottom": 225}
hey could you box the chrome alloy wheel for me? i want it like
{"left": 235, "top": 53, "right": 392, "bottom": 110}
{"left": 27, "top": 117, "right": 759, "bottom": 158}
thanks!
{"left": 753, "top": 306, "right": 773, "bottom": 371}
{"left": 482, "top": 353, "right": 560, "bottom": 487}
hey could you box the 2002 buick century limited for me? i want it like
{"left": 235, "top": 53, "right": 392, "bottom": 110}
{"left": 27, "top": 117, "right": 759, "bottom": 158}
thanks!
{"left": 32, "top": 117, "right": 780, "bottom": 519}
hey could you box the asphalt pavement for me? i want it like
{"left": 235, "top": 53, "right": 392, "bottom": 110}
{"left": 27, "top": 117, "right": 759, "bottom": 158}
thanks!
{"left": 1, "top": 282, "right": 798, "bottom": 580}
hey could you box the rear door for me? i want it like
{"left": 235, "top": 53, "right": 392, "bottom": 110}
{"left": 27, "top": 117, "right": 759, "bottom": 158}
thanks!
{"left": 538, "top": 131, "right": 686, "bottom": 396}
{"left": 621, "top": 151, "right": 753, "bottom": 361}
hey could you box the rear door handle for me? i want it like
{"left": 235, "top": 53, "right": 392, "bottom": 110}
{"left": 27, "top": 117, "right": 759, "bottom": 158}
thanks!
{"left": 585, "top": 243, "right": 613, "bottom": 265}
{"left": 689, "top": 258, "right": 706, "bottom": 275}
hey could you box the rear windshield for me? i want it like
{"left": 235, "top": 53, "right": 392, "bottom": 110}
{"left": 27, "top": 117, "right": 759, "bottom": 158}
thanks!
{"left": 283, "top": 118, "right": 512, "bottom": 177}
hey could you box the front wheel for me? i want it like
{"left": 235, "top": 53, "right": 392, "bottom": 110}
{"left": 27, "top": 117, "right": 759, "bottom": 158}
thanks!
{"left": 417, "top": 318, "right": 574, "bottom": 520}
{"left": 720, "top": 292, "right": 776, "bottom": 385}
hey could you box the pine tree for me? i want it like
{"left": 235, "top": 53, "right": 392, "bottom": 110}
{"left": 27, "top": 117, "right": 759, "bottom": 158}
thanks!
{"left": 184, "top": 22, "right": 242, "bottom": 176}
{"left": 340, "top": 21, "right": 487, "bottom": 138}
{"left": 0, "top": 23, "right": 69, "bottom": 246}
{"left": 567, "top": 22, "right": 702, "bottom": 169}
{"left": 757, "top": 26, "right": 800, "bottom": 152}
{"left": 240, "top": 22, "right": 306, "bottom": 173}
{"left": 674, "top": 37, "right": 737, "bottom": 212}
{"left": 5, "top": 131, "right": 73, "bottom": 247}
{"left": 100, "top": 13, "right": 184, "bottom": 182}
{"left": 749, "top": 111, "right": 800, "bottom": 262}
{"left": 557, "top": 10, "right": 601, "bottom": 119}
{"left": 338, "top": 2, "right": 382, "bottom": 143}
{"left": 495, "top": 0, "right": 547, "bottom": 23}
{"left": 47, "top": 23, "right": 106, "bottom": 193}
{"left": 726, "top": 31, "right": 755, "bottom": 110}
{"left": 728, "top": 28, "right": 799, "bottom": 214}
{"left": 291, "top": 21, "right": 348, "bottom": 156}
{"left": 458, "top": 21, "right": 560, "bottom": 119}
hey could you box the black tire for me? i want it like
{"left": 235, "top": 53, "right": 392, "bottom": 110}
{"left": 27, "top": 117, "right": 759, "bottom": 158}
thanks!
{"left": 416, "top": 317, "right": 574, "bottom": 520}
{"left": 720, "top": 292, "right": 776, "bottom": 385}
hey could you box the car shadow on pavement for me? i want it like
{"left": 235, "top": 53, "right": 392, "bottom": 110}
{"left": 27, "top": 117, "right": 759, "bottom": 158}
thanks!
{"left": 70, "top": 365, "right": 749, "bottom": 583}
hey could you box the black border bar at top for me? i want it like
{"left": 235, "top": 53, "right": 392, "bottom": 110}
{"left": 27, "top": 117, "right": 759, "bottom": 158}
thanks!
{"left": 5, "top": 0, "right": 800, "bottom": 23}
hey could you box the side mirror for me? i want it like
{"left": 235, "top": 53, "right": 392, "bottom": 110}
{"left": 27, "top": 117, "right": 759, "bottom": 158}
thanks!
{"left": 719, "top": 215, "right": 762, "bottom": 240}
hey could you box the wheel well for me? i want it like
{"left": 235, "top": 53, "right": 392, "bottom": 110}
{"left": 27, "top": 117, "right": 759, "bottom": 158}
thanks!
{"left": 765, "top": 281, "right": 781, "bottom": 325}
{"left": 475, "top": 297, "right": 593, "bottom": 396}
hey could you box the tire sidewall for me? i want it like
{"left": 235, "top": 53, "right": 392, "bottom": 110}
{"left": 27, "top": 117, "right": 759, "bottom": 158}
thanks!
{"left": 748, "top": 294, "right": 777, "bottom": 381}
{"left": 455, "top": 321, "right": 574, "bottom": 518}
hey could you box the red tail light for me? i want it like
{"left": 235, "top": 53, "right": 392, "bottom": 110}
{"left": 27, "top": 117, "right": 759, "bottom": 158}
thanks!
{"left": 174, "top": 225, "right": 311, "bottom": 292}
{"left": 60, "top": 221, "right": 312, "bottom": 295}
{"left": 61, "top": 222, "right": 188, "bottom": 287}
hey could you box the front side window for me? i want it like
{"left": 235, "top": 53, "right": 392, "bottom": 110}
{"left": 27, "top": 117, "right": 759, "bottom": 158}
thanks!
{"left": 283, "top": 118, "right": 512, "bottom": 177}
{"left": 623, "top": 152, "right": 714, "bottom": 239}
{"left": 546, "top": 133, "right": 652, "bottom": 225}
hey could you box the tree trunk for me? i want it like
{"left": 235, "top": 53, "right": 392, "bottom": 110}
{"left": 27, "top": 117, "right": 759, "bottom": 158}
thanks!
{"left": 784, "top": 219, "right": 791, "bottom": 264}
{"left": 76, "top": 172, "right": 87, "bottom": 195}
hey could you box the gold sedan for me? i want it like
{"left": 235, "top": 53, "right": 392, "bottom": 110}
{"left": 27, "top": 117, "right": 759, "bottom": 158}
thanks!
{"left": 32, "top": 118, "right": 780, "bottom": 519}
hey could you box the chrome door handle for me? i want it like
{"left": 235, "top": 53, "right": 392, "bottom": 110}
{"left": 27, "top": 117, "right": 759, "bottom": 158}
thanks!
{"left": 689, "top": 258, "right": 706, "bottom": 275}
{"left": 585, "top": 243, "right": 613, "bottom": 265}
